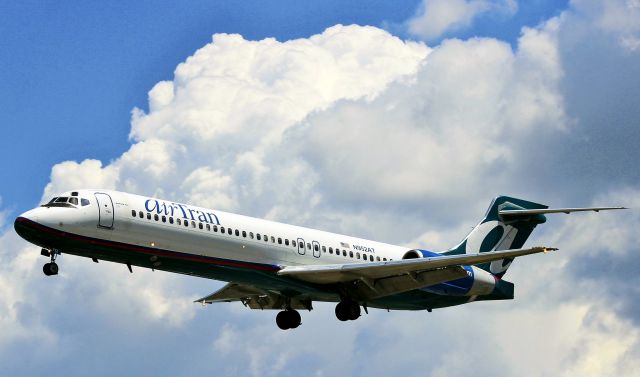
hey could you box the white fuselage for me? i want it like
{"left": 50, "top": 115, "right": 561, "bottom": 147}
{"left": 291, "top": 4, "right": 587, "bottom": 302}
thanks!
{"left": 22, "top": 189, "right": 411, "bottom": 269}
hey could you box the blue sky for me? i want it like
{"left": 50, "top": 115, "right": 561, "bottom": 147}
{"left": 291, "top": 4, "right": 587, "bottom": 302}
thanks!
{"left": 1, "top": 1, "right": 639, "bottom": 376}
{"left": 1, "top": 0, "right": 567, "bottom": 216}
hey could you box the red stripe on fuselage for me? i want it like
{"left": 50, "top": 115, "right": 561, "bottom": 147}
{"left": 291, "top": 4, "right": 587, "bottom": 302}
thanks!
{"left": 14, "top": 217, "right": 281, "bottom": 272}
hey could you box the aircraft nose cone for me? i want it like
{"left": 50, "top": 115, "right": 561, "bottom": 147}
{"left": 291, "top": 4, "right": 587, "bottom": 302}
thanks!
{"left": 14, "top": 209, "right": 39, "bottom": 242}
{"left": 17, "top": 208, "right": 39, "bottom": 222}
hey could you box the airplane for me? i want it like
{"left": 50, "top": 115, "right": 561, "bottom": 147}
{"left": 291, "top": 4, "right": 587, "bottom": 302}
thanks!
{"left": 13, "top": 189, "right": 625, "bottom": 330}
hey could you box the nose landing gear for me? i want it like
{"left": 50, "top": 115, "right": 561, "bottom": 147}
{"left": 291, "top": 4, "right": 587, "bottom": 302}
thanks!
{"left": 41, "top": 248, "right": 60, "bottom": 276}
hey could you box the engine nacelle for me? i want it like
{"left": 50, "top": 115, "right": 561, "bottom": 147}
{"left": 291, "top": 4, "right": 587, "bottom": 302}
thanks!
{"left": 402, "top": 249, "right": 439, "bottom": 259}
{"left": 402, "top": 249, "right": 496, "bottom": 296}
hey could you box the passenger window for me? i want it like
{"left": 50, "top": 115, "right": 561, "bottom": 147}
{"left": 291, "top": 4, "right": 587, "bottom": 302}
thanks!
{"left": 329, "top": 247, "right": 333, "bottom": 254}
{"left": 376, "top": 256, "right": 381, "bottom": 261}
{"left": 306, "top": 243, "right": 311, "bottom": 250}
{"left": 228, "top": 228, "right": 233, "bottom": 235}
{"left": 322, "top": 246, "right": 326, "bottom": 253}
{"left": 221, "top": 227, "right": 225, "bottom": 233}
{"left": 383, "top": 258, "right": 387, "bottom": 261}
{"left": 191, "top": 221, "right": 196, "bottom": 228}
{"left": 162, "top": 216, "right": 166, "bottom": 223}
{"left": 264, "top": 235, "right": 268, "bottom": 242}
{"left": 184, "top": 221, "right": 189, "bottom": 227}
{"left": 271, "top": 236, "right": 275, "bottom": 243}
{"left": 69, "top": 197, "right": 78, "bottom": 205}
{"left": 250, "top": 232, "right": 254, "bottom": 239}
{"left": 198, "top": 223, "right": 203, "bottom": 229}
{"left": 81, "top": 198, "right": 90, "bottom": 206}
{"left": 213, "top": 225, "right": 218, "bottom": 232}
{"left": 154, "top": 214, "right": 159, "bottom": 221}
{"left": 369, "top": 255, "right": 374, "bottom": 262}
{"left": 349, "top": 251, "right": 353, "bottom": 258}
{"left": 343, "top": 250, "right": 347, "bottom": 257}
{"left": 356, "top": 252, "right": 360, "bottom": 259}
{"left": 285, "top": 239, "right": 289, "bottom": 246}
{"left": 278, "top": 237, "right": 282, "bottom": 244}
{"left": 257, "top": 234, "right": 261, "bottom": 241}
{"left": 292, "top": 240, "right": 296, "bottom": 247}
{"left": 138, "top": 211, "right": 143, "bottom": 218}
{"left": 235, "top": 229, "right": 239, "bottom": 236}
{"left": 131, "top": 210, "right": 136, "bottom": 217}
{"left": 206, "top": 224, "right": 210, "bottom": 230}
{"left": 242, "top": 231, "right": 247, "bottom": 238}
{"left": 177, "top": 218, "right": 181, "bottom": 225}
{"left": 170, "top": 217, "right": 174, "bottom": 224}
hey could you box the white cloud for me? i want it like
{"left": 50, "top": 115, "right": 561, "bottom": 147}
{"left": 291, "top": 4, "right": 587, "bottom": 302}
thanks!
{"left": 407, "top": 0, "right": 517, "bottom": 41}
{"left": 42, "top": 159, "right": 118, "bottom": 202}
{"left": 570, "top": 0, "right": 640, "bottom": 51}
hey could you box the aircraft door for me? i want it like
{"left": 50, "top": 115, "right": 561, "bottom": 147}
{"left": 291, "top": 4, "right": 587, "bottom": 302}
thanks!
{"left": 297, "top": 238, "right": 305, "bottom": 255}
{"left": 94, "top": 192, "right": 114, "bottom": 229}
{"left": 312, "top": 241, "right": 321, "bottom": 258}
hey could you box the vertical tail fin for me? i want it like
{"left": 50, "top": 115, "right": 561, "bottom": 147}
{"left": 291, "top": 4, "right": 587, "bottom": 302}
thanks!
{"left": 444, "top": 196, "right": 548, "bottom": 278}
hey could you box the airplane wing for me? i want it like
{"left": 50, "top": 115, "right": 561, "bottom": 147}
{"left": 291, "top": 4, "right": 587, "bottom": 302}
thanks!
{"left": 197, "top": 247, "right": 555, "bottom": 307}
{"left": 278, "top": 246, "right": 555, "bottom": 284}
{"left": 277, "top": 246, "right": 555, "bottom": 300}
{"left": 195, "top": 282, "right": 315, "bottom": 310}
{"left": 195, "top": 282, "right": 267, "bottom": 303}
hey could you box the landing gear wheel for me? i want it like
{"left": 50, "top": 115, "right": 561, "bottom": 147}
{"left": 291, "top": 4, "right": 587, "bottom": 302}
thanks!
{"left": 288, "top": 310, "right": 301, "bottom": 329}
{"left": 276, "top": 311, "right": 289, "bottom": 330}
{"left": 347, "top": 302, "right": 361, "bottom": 320}
{"left": 276, "top": 309, "right": 302, "bottom": 330}
{"left": 335, "top": 301, "right": 360, "bottom": 321}
{"left": 43, "top": 262, "right": 59, "bottom": 276}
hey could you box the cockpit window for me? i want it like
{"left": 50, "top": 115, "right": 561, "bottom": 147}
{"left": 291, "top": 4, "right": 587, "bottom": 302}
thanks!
{"left": 42, "top": 195, "right": 86, "bottom": 208}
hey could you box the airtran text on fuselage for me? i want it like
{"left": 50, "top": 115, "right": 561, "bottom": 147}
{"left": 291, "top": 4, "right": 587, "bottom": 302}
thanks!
{"left": 145, "top": 199, "right": 220, "bottom": 225}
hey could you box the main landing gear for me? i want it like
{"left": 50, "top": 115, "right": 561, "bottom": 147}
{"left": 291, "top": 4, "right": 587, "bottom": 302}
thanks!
{"left": 41, "top": 248, "right": 60, "bottom": 276}
{"left": 276, "top": 309, "right": 301, "bottom": 330}
{"left": 335, "top": 300, "right": 361, "bottom": 321}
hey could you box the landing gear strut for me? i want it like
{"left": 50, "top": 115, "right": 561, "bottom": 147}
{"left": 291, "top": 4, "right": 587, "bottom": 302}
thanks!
{"left": 276, "top": 309, "right": 301, "bottom": 330}
{"left": 335, "top": 300, "right": 361, "bottom": 321}
{"left": 42, "top": 248, "right": 60, "bottom": 276}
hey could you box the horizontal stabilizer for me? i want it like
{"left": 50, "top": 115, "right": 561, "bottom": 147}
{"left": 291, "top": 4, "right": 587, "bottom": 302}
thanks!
{"left": 499, "top": 207, "right": 627, "bottom": 217}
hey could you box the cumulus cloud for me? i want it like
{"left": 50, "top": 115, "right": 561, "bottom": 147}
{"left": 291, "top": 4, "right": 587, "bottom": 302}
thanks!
{"left": 3, "top": 2, "right": 640, "bottom": 375}
{"left": 407, "top": 0, "right": 517, "bottom": 41}
{"left": 581, "top": 0, "right": 640, "bottom": 51}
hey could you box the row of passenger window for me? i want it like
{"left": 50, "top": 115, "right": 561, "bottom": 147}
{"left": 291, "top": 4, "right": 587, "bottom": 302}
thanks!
{"left": 131, "top": 209, "right": 390, "bottom": 262}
